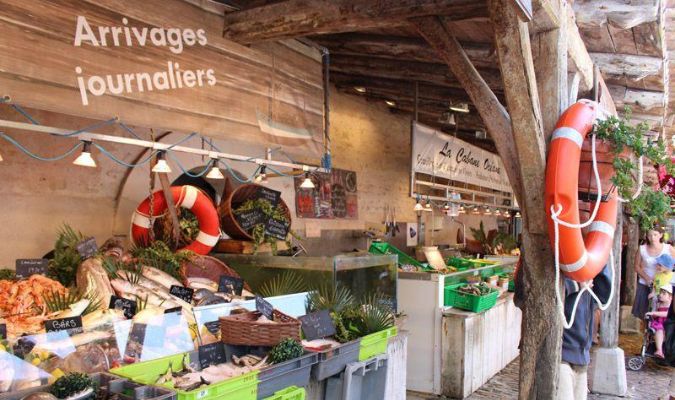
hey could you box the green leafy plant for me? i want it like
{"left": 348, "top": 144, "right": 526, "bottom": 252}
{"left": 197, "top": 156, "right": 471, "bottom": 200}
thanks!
{"left": 49, "top": 224, "right": 87, "bottom": 287}
{"left": 470, "top": 221, "right": 490, "bottom": 254}
{"left": 594, "top": 108, "right": 674, "bottom": 231}
{"left": 258, "top": 271, "right": 307, "bottom": 297}
{"left": 50, "top": 372, "right": 96, "bottom": 399}
{"left": 306, "top": 283, "right": 356, "bottom": 314}
{"left": 233, "top": 199, "right": 297, "bottom": 255}
{"left": 347, "top": 293, "right": 395, "bottom": 337}
{"left": 268, "top": 338, "right": 304, "bottom": 364}
{"left": 102, "top": 257, "right": 144, "bottom": 285}
{"left": 131, "top": 241, "right": 194, "bottom": 279}
{"left": 43, "top": 289, "right": 102, "bottom": 316}
{"left": 0, "top": 268, "right": 16, "bottom": 281}
{"left": 491, "top": 232, "right": 517, "bottom": 255}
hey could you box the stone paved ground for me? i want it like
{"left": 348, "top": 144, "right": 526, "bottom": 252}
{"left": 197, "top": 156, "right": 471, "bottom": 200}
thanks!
{"left": 408, "top": 334, "right": 674, "bottom": 400}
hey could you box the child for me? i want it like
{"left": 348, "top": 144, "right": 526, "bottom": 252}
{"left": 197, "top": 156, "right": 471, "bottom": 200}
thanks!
{"left": 654, "top": 253, "right": 675, "bottom": 293}
{"left": 646, "top": 285, "right": 673, "bottom": 358}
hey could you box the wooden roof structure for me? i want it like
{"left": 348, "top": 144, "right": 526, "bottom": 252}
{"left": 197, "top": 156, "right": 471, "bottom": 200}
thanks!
{"left": 216, "top": 0, "right": 670, "bottom": 154}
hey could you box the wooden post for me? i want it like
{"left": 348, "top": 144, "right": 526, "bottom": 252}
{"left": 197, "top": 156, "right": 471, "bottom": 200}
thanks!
{"left": 623, "top": 215, "right": 639, "bottom": 306}
{"left": 601, "top": 204, "right": 623, "bottom": 348}
{"left": 491, "top": 0, "right": 566, "bottom": 398}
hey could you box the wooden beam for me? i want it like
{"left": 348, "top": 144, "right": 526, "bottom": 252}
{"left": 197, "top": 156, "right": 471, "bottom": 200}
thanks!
{"left": 410, "top": 16, "right": 524, "bottom": 205}
{"left": 313, "top": 33, "right": 497, "bottom": 67}
{"left": 573, "top": 0, "right": 660, "bottom": 30}
{"left": 330, "top": 72, "right": 475, "bottom": 103}
{"left": 530, "top": 0, "right": 561, "bottom": 32}
{"left": 591, "top": 53, "right": 664, "bottom": 80}
{"left": 491, "top": 0, "right": 546, "bottom": 234}
{"left": 329, "top": 55, "right": 504, "bottom": 91}
{"left": 222, "top": 0, "right": 488, "bottom": 44}
{"left": 607, "top": 85, "right": 666, "bottom": 115}
{"left": 566, "top": 2, "right": 594, "bottom": 91}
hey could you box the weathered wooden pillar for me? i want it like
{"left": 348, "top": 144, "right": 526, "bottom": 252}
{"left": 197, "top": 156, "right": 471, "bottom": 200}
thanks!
{"left": 591, "top": 204, "right": 627, "bottom": 395}
{"left": 623, "top": 214, "right": 639, "bottom": 305}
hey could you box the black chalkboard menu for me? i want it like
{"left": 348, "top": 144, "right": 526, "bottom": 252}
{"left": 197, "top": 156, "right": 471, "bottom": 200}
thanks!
{"left": 170, "top": 285, "right": 194, "bottom": 303}
{"left": 256, "top": 296, "right": 274, "bottom": 320}
{"left": 253, "top": 187, "right": 281, "bottom": 206}
{"left": 76, "top": 237, "right": 98, "bottom": 259}
{"left": 234, "top": 209, "right": 266, "bottom": 233}
{"left": 109, "top": 295, "right": 137, "bottom": 319}
{"left": 218, "top": 275, "right": 244, "bottom": 296}
{"left": 265, "top": 218, "right": 291, "bottom": 241}
{"left": 15, "top": 259, "right": 48, "bottom": 279}
{"left": 299, "top": 310, "right": 336, "bottom": 341}
{"left": 45, "top": 316, "right": 83, "bottom": 335}
{"left": 198, "top": 342, "right": 227, "bottom": 369}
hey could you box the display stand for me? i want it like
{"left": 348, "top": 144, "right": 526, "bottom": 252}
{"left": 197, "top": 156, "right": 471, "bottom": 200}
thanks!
{"left": 399, "top": 261, "right": 520, "bottom": 398}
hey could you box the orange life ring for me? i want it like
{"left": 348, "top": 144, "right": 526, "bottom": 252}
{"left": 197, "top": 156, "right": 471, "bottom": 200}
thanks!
{"left": 131, "top": 185, "right": 220, "bottom": 255}
{"left": 545, "top": 100, "right": 617, "bottom": 282}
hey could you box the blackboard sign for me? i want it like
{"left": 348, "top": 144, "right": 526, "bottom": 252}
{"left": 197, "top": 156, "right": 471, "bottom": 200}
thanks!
{"left": 170, "top": 285, "right": 194, "bottom": 303}
{"left": 76, "top": 237, "right": 98, "bottom": 259}
{"left": 204, "top": 320, "right": 220, "bottom": 335}
{"left": 109, "top": 295, "right": 137, "bottom": 319}
{"left": 218, "top": 275, "right": 244, "bottom": 296}
{"left": 164, "top": 306, "right": 182, "bottom": 314}
{"left": 265, "top": 218, "right": 291, "bottom": 241}
{"left": 15, "top": 259, "right": 48, "bottom": 279}
{"left": 198, "top": 342, "right": 227, "bottom": 369}
{"left": 299, "top": 310, "right": 336, "bottom": 341}
{"left": 255, "top": 296, "right": 274, "bottom": 320}
{"left": 234, "top": 209, "right": 266, "bottom": 233}
{"left": 0, "top": 324, "right": 6, "bottom": 340}
{"left": 253, "top": 187, "right": 281, "bottom": 206}
{"left": 45, "top": 316, "right": 83, "bottom": 335}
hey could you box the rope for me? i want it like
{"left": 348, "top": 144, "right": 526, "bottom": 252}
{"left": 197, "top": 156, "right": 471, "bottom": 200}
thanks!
{"left": 166, "top": 151, "right": 212, "bottom": 178}
{"left": 10, "top": 105, "right": 40, "bottom": 125}
{"left": 93, "top": 143, "right": 156, "bottom": 168}
{"left": 0, "top": 132, "right": 83, "bottom": 161}
{"left": 117, "top": 122, "right": 143, "bottom": 140}
{"left": 617, "top": 156, "right": 644, "bottom": 202}
{"left": 550, "top": 133, "right": 602, "bottom": 229}
{"left": 551, "top": 204, "right": 616, "bottom": 329}
{"left": 60, "top": 117, "right": 118, "bottom": 137}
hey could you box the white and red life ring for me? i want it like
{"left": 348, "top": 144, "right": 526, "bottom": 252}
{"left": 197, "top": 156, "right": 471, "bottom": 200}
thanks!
{"left": 131, "top": 185, "right": 220, "bottom": 255}
{"left": 545, "top": 100, "right": 617, "bottom": 282}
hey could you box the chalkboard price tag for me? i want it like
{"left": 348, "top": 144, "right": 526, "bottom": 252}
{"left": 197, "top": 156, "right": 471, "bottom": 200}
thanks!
{"left": 198, "top": 342, "right": 227, "bottom": 369}
{"left": 170, "top": 285, "right": 194, "bottom": 303}
{"left": 0, "top": 324, "right": 6, "bottom": 340}
{"left": 255, "top": 296, "right": 274, "bottom": 320}
{"left": 218, "top": 275, "right": 244, "bottom": 296}
{"left": 15, "top": 259, "right": 48, "bottom": 279}
{"left": 299, "top": 310, "right": 336, "bottom": 341}
{"left": 204, "top": 321, "right": 220, "bottom": 335}
{"left": 265, "top": 218, "right": 291, "bottom": 241}
{"left": 164, "top": 306, "right": 182, "bottom": 314}
{"left": 109, "top": 296, "right": 137, "bottom": 319}
{"left": 253, "top": 187, "right": 282, "bottom": 206}
{"left": 45, "top": 316, "right": 83, "bottom": 335}
{"left": 234, "top": 209, "right": 266, "bottom": 233}
{"left": 76, "top": 237, "right": 98, "bottom": 259}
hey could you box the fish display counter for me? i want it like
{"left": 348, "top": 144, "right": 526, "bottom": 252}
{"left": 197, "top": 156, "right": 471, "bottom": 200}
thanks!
{"left": 399, "top": 259, "right": 520, "bottom": 398}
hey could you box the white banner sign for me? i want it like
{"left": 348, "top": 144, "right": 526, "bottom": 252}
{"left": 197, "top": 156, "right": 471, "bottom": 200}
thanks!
{"left": 412, "top": 122, "right": 512, "bottom": 193}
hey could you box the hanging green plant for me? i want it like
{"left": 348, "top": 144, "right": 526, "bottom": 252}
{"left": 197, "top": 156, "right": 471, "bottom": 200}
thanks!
{"left": 233, "top": 198, "right": 301, "bottom": 255}
{"left": 593, "top": 108, "right": 674, "bottom": 231}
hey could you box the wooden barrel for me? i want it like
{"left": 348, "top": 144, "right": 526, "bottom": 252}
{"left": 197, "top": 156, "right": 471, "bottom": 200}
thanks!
{"left": 219, "top": 183, "right": 292, "bottom": 240}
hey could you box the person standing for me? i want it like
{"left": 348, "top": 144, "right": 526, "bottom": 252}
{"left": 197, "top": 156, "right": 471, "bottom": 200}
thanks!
{"left": 632, "top": 227, "right": 675, "bottom": 322}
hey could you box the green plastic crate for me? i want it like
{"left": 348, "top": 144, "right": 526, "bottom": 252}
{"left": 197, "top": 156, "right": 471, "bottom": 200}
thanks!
{"left": 111, "top": 352, "right": 259, "bottom": 400}
{"left": 446, "top": 257, "right": 473, "bottom": 270}
{"left": 444, "top": 284, "right": 499, "bottom": 312}
{"left": 262, "top": 386, "right": 305, "bottom": 400}
{"left": 369, "top": 242, "right": 431, "bottom": 270}
{"left": 358, "top": 327, "right": 398, "bottom": 361}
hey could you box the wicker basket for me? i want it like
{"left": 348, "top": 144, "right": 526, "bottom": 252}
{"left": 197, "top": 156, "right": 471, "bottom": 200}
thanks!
{"left": 219, "top": 310, "right": 301, "bottom": 346}
{"left": 179, "top": 255, "right": 252, "bottom": 292}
